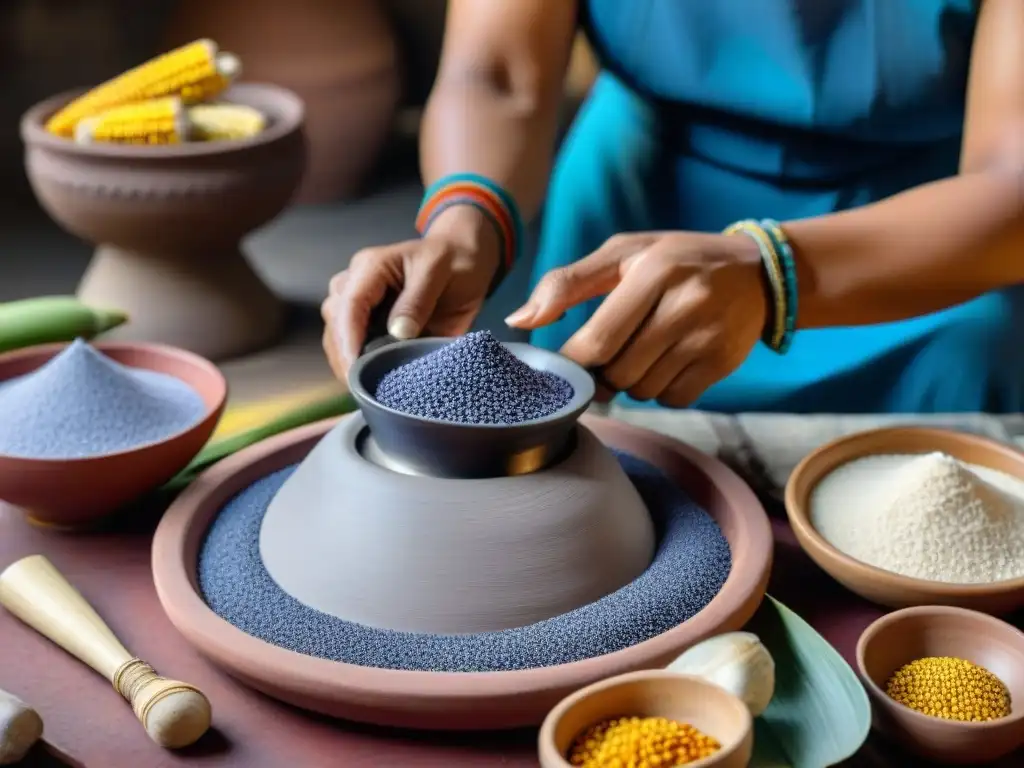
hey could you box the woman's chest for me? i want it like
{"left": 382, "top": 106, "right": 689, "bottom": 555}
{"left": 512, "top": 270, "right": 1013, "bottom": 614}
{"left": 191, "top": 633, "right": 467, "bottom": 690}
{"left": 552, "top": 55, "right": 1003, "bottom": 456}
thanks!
{"left": 583, "top": 0, "right": 978, "bottom": 142}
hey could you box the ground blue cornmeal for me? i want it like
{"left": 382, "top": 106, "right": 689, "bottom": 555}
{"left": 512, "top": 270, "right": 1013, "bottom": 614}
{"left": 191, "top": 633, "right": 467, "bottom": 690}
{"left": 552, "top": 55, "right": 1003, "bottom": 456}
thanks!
{"left": 197, "top": 452, "right": 732, "bottom": 672}
{"left": 0, "top": 338, "right": 206, "bottom": 459}
{"left": 373, "top": 330, "right": 574, "bottom": 424}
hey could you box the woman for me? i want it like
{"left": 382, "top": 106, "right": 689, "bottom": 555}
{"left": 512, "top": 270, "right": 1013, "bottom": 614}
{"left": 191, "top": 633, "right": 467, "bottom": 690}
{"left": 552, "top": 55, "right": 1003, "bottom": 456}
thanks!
{"left": 322, "top": 0, "right": 1024, "bottom": 414}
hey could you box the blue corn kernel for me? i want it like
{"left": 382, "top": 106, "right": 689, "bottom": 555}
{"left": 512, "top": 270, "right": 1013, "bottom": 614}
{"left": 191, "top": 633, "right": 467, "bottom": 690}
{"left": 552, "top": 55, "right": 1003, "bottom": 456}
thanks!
{"left": 374, "top": 331, "right": 574, "bottom": 424}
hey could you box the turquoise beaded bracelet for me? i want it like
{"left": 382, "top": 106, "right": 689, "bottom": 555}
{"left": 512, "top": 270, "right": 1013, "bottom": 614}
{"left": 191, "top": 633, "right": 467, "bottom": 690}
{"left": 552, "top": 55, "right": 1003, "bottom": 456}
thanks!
{"left": 759, "top": 219, "right": 798, "bottom": 354}
{"left": 722, "top": 218, "right": 798, "bottom": 354}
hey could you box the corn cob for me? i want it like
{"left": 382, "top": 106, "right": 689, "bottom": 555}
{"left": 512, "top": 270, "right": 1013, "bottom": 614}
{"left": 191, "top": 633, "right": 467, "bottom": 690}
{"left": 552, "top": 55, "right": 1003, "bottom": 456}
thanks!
{"left": 0, "top": 296, "right": 128, "bottom": 354}
{"left": 45, "top": 39, "right": 241, "bottom": 138}
{"left": 187, "top": 103, "right": 266, "bottom": 141}
{"left": 75, "top": 97, "right": 188, "bottom": 145}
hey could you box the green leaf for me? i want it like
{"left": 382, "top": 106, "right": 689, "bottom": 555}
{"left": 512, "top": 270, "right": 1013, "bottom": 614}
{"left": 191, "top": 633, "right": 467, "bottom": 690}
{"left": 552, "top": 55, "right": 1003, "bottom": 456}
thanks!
{"left": 164, "top": 392, "right": 357, "bottom": 491}
{"left": 747, "top": 595, "right": 871, "bottom": 767}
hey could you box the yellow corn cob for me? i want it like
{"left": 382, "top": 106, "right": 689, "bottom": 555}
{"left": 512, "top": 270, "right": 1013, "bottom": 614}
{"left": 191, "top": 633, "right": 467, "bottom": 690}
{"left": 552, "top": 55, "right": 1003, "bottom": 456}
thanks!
{"left": 74, "top": 97, "right": 188, "bottom": 145}
{"left": 187, "top": 103, "right": 266, "bottom": 141}
{"left": 46, "top": 39, "right": 241, "bottom": 138}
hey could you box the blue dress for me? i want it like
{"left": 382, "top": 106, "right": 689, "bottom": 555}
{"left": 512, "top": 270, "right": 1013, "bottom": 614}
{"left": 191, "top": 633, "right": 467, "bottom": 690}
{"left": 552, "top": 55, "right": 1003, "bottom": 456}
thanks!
{"left": 530, "top": 0, "right": 1024, "bottom": 413}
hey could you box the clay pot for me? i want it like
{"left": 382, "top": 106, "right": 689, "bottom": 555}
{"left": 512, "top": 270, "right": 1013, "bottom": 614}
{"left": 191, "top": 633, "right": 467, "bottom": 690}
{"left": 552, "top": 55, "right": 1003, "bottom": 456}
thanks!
{"left": 538, "top": 671, "right": 754, "bottom": 768}
{"left": 857, "top": 606, "right": 1024, "bottom": 764}
{"left": 380, "top": 0, "right": 446, "bottom": 107}
{"left": 785, "top": 426, "right": 1024, "bottom": 615}
{"left": 0, "top": 341, "right": 226, "bottom": 528}
{"left": 165, "top": 0, "right": 401, "bottom": 203}
{"left": 21, "top": 84, "right": 306, "bottom": 361}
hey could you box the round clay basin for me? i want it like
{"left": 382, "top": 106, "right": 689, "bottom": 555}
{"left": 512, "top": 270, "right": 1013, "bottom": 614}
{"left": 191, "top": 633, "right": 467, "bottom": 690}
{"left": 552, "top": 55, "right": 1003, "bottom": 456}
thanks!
{"left": 152, "top": 414, "right": 772, "bottom": 730}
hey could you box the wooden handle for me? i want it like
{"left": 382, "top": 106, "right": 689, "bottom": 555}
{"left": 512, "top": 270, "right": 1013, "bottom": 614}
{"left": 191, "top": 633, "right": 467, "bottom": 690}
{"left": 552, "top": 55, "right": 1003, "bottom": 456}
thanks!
{"left": 0, "top": 555, "right": 211, "bottom": 749}
{"left": 0, "top": 555, "right": 130, "bottom": 680}
{"left": 0, "top": 687, "right": 43, "bottom": 766}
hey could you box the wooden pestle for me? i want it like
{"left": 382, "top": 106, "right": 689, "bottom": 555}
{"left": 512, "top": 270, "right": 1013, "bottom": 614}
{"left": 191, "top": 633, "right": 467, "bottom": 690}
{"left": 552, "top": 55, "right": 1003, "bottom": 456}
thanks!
{"left": 0, "top": 555, "right": 211, "bottom": 749}
{"left": 0, "top": 686, "right": 43, "bottom": 765}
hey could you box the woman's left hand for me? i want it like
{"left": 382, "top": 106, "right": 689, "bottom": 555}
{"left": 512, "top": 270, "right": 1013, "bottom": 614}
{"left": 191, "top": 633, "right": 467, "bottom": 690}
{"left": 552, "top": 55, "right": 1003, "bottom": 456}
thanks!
{"left": 505, "top": 231, "right": 768, "bottom": 406}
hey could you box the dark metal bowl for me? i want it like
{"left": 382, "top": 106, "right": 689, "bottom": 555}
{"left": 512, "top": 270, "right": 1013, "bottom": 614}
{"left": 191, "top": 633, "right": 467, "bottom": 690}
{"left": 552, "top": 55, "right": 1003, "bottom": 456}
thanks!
{"left": 347, "top": 338, "right": 595, "bottom": 478}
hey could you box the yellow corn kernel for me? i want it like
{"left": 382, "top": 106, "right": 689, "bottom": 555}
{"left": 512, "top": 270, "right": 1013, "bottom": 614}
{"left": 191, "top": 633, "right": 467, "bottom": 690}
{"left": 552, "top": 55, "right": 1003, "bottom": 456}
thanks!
{"left": 46, "top": 39, "right": 240, "bottom": 138}
{"left": 187, "top": 103, "right": 266, "bottom": 141}
{"left": 74, "top": 97, "right": 188, "bottom": 145}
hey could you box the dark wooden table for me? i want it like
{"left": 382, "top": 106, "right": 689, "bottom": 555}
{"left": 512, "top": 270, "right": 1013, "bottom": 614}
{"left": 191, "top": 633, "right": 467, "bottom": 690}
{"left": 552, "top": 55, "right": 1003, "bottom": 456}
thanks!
{"left": 1, "top": 499, "right": 1020, "bottom": 768}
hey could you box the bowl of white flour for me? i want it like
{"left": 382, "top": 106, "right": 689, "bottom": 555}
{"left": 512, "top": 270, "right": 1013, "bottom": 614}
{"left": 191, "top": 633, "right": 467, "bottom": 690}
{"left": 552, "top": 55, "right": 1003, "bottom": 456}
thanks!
{"left": 785, "top": 426, "right": 1024, "bottom": 615}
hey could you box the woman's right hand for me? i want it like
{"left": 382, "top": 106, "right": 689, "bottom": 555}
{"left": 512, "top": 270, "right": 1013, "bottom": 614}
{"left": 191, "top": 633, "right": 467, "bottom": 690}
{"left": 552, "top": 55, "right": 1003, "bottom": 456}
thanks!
{"left": 321, "top": 206, "right": 502, "bottom": 383}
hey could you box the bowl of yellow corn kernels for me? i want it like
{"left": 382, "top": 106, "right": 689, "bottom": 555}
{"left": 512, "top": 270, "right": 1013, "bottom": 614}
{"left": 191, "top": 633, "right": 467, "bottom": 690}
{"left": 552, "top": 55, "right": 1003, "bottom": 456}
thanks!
{"left": 857, "top": 606, "right": 1024, "bottom": 765}
{"left": 18, "top": 39, "right": 308, "bottom": 361}
{"left": 538, "top": 669, "right": 753, "bottom": 768}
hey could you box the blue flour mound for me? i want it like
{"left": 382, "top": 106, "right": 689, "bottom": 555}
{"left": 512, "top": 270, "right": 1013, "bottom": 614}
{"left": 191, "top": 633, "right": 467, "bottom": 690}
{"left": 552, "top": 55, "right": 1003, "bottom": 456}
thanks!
{"left": 0, "top": 338, "right": 206, "bottom": 459}
{"left": 197, "top": 452, "right": 732, "bottom": 672}
{"left": 374, "top": 330, "right": 574, "bottom": 424}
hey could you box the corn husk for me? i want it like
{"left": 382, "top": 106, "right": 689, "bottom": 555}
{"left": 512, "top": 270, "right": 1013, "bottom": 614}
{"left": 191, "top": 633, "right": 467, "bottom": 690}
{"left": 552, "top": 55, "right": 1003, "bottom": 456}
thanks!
{"left": 210, "top": 384, "right": 345, "bottom": 440}
{"left": 165, "top": 388, "right": 356, "bottom": 491}
{"left": 746, "top": 596, "right": 871, "bottom": 767}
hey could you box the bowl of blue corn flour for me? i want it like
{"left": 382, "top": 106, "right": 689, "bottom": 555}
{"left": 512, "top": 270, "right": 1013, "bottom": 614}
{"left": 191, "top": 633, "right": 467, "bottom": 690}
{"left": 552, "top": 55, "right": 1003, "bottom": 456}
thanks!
{"left": 151, "top": 327, "right": 774, "bottom": 730}
{"left": 348, "top": 330, "right": 594, "bottom": 477}
{"left": 0, "top": 338, "right": 226, "bottom": 527}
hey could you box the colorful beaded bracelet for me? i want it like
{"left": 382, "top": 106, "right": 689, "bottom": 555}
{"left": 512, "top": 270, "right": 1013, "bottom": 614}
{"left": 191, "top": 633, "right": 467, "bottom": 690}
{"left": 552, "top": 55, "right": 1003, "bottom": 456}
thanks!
{"left": 722, "top": 219, "right": 797, "bottom": 354}
{"left": 415, "top": 173, "right": 523, "bottom": 289}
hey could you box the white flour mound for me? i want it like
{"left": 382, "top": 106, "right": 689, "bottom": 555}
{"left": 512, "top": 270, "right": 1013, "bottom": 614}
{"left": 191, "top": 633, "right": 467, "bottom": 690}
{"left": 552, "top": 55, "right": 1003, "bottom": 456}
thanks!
{"left": 810, "top": 452, "right": 1024, "bottom": 584}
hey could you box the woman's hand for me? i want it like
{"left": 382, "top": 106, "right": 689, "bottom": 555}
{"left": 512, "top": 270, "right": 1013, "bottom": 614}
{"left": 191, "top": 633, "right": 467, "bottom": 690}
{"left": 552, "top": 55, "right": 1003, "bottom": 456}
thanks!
{"left": 506, "top": 231, "right": 767, "bottom": 406}
{"left": 321, "top": 207, "right": 501, "bottom": 382}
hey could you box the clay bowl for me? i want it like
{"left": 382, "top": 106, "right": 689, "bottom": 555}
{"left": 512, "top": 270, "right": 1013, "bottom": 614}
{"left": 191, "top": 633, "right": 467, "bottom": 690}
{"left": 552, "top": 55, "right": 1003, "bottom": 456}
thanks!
{"left": 21, "top": 84, "right": 307, "bottom": 361}
{"left": 0, "top": 342, "right": 226, "bottom": 528}
{"left": 538, "top": 670, "right": 753, "bottom": 768}
{"left": 857, "top": 606, "right": 1024, "bottom": 764}
{"left": 152, "top": 414, "right": 773, "bottom": 730}
{"left": 786, "top": 426, "right": 1024, "bottom": 614}
{"left": 348, "top": 337, "right": 596, "bottom": 478}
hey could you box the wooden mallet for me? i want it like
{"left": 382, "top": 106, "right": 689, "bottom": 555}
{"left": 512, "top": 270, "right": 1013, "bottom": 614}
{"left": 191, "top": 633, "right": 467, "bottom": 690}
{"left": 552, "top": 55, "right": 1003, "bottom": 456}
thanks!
{"left": 0, "top": 555, "right": 211, "bottom": 749}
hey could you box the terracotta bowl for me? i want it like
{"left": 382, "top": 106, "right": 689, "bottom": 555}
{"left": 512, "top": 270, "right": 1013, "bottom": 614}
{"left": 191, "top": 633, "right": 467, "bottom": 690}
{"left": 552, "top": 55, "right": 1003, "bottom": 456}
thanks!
{"left": 856, "top": 606, "right": 1024, "bottom": 764}
{"left": 537, "top": 670, "right": 753, "bottom": 768}
{"left": 151, "top": 414, "right": 773, "bottom": 730}
{"left": 0, "top": 342, "right": 227, "bottom": 528}
{"left": 21, "top": 84, "right": 307, "bottom": 361}
{"left": 786, "top": 426, "right": 1024, "bottom": 614}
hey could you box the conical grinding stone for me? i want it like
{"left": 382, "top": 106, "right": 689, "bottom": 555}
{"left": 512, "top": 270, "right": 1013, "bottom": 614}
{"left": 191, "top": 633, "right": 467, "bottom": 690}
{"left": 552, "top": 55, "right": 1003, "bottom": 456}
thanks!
{"left": 258, "top": 414, "right": 656, "bottom": 634}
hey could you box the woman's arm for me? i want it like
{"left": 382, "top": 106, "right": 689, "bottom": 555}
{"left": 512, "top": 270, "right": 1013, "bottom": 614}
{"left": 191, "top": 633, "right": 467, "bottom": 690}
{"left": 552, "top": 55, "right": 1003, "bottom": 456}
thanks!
{"left": 783, "top": 0, "right": 1024, "bottom": 330}
{"left": 419, "top": 0, "right": 577, "bottom": 244}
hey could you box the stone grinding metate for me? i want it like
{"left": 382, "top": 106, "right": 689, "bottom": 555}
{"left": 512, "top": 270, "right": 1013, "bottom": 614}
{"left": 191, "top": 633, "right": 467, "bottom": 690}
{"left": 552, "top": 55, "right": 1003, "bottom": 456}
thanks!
{"left": 197, "top": 453, "right": 731, "bottom": 672}
{"left": 0, "top": 339, "right": 206, "bottom": 459}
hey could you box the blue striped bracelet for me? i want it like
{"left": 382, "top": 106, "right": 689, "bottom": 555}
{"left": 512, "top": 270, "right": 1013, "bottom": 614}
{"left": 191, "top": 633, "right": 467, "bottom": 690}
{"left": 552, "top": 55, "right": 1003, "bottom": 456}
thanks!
{"left": 418, "top": 173, "right": 524, "bottom": 265}
{"left": 417, "top": 173, "right": 524, "bottom": 294}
